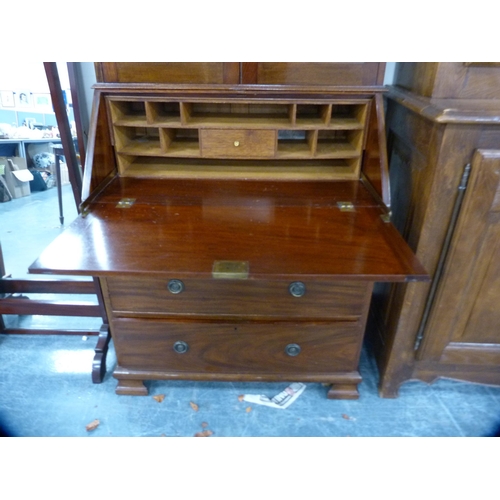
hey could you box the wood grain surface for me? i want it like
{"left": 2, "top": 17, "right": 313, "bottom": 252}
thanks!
{"left": 30, "top": 178, "right": 427, "bottom": 281}
{"left": 111, "top": 318, "right": 362, "bottom": 374}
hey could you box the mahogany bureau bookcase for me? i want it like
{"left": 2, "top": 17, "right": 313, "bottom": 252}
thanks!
{"left": 29, "top": 63, "right": 427, "bottom": 398}
{"left": 369, "top": 62, "right": 500, "bottom": 397}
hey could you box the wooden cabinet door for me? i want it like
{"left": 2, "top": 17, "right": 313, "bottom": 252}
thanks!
{"left": 418, "top": 150, "right": 500, "bottom": 365}
{"left": 95, "top": 62, "right": 386, "bottom": 87}
{"left": 241, "top": 63, "right": 385, "bottom": 86}
{"left": 95, "top": 63, "right": 240, "bottom": 84}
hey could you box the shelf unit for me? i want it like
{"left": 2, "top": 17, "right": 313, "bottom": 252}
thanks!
{"left": 108, "top": 98, "right": 369, "bottom": 181}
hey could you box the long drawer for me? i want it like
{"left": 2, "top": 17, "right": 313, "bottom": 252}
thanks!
{"left": 111, "top": 318, "right": 362, "bottom": 374}
{"left": 105, "top": 277, "right": 370, "bottom": 320}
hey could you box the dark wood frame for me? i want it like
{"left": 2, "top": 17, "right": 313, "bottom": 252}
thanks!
{"left": 0, "top": 242, "right": 111, "bottom": 383}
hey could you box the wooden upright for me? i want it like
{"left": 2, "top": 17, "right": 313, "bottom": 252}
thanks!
{"left": 370, "top": 62, "right": 500, "bottom": 397}
{"left": 29, "top": 63, "right": 427, "bottom": 398}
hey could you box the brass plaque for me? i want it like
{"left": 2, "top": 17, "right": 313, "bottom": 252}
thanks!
{"left": 212, "top": 261, "right": 249, "bottom": 279}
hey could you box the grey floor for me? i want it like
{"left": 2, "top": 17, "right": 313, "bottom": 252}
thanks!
{"left": 1, "top": 185, "right": 500, "bottom": 437}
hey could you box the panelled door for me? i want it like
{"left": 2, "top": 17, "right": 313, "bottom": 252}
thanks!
{"left": 417, "top": 149, "right": 500, "bottom": 365}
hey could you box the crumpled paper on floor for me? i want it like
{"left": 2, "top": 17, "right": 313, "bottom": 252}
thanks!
{"left": 243, "top": 382, "right": 306, "bottom": 409}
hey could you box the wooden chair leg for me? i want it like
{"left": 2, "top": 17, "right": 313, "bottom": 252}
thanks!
{"left": 92, "top": 324, "right": 112, "bottom": 384}
{"left": 1, "top": 245, "right": 111, "bottom": 383}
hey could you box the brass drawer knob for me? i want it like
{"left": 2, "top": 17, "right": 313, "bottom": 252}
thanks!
{"left": 173, "top": 341, "right": 189, "bottom": 354}
{"left": 288, "top": 281, "right": 306, "bottom": 298}
{"left": 234, "top": 141, "right": 240, "bottom": 147}
{"left": 285, "top": 343, "right": 301, "bottom": 357}
{"left": 167, "top": 279, "right": 184, "bottom": 294}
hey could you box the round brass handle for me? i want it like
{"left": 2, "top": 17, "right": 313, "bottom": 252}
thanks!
{"left": 285, "top": 343, "right": 301, "bottom": 357}
{"left": 173, "top": 341, "right": 189, "bottom": 354}
{"left": 234, "top": 141, "right": 240, "bottom": 147}
{"left": 167, "top": 279, "right": 184, "bottom": 294}
{"left": 288, "top": 281, "right": 306, "bottom": 298}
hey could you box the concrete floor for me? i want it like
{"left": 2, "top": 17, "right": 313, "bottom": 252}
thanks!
{"left": 1, "top": 185, "right": 500, "bottom": 437}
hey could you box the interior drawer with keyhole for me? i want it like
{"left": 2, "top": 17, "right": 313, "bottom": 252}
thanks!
{"left": 200, "top": 129, "right": 277, "bottom": 158}
{"left": 104, "top": 277, "right": 370, "bottom": 320}
{"left": 111, "top": 318, "right": 362, "bottom": 374}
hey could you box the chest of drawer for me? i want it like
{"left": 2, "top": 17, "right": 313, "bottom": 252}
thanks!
{"left": 112, "top": 318, "right": 362, "bottom": 375}
{"left": 200, "top": 129, "right": 276, "bottom": 158}
{"left": 104, "top": 277, "right": 370, "bottom": 320}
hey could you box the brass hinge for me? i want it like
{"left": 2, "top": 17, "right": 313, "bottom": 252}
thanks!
{"left": 380, "top": 212, "right": 391, "bottom": 223}
{"left": 337, "top": 201, "right": 355, "bottom": 212}
{"left": 116, "top": 198, "right": 136, "bottom": 208}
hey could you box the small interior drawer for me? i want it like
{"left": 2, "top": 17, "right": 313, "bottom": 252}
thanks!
{"left": 200, "top": 129, "right": 276, "bottom": 158}
{"left": 112, "top": 318, "right": 362, "bottom": 374}
{"left": 104, "top": 277, "right": 370, "bottom": 320}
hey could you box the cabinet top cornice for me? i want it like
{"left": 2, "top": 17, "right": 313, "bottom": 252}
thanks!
{"left": 388, "top": 86, "right": 500, "bottom": 125}
{"left": 92, "top": 83, "right": 388, "bottom": 97}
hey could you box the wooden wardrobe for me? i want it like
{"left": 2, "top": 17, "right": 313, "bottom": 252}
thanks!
{"left": 370, "top": 62, "right": 500, "bottom": 397}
